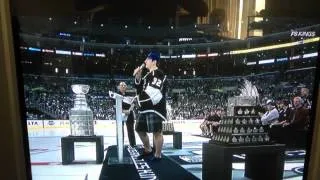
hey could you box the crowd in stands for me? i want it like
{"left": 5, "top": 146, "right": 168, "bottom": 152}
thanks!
{"left": 23, "top": 67, "right": 315, "bottom": 121}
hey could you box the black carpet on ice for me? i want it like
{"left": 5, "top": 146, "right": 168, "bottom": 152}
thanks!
{"left": 99, "top": 145, "right": 199, "bottom": 180}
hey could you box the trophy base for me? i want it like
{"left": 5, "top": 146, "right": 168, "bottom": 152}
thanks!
{"left": 108, "top": 157, "right": 133, "bottom": 165}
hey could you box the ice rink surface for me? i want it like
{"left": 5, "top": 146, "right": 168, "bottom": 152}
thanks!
{"left": 28, "top": 121, "right": 305, "bottom": 180}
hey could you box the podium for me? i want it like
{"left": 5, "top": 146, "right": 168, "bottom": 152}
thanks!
{"left": 202, "top": 143, "right": 285, "bottom": 180}
{"left": 108, "top": 91, "right": 133, "bottom": 165}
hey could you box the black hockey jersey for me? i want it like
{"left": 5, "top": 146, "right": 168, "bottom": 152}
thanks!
{"left": 135, "top": 68, "right": 167, "bottom": 121}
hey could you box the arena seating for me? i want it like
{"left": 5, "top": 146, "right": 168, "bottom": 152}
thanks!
{"left": 23, "top": 68, "right": 315, "bottom": 121}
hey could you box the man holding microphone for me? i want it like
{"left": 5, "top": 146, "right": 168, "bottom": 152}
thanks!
{"left": 133, "top": 51, "right": 167, "bottom": 162}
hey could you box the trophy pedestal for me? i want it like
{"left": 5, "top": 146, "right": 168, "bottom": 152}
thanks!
{"left": 61, "top": 135, "right": 104, "bottom": 165}
{"left": 202, "top": 142, "right": 285, "bottom": 180}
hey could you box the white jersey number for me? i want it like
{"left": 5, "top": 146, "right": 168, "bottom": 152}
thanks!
{"left": 151, "top": 77, "right": 162, "bottom": 87}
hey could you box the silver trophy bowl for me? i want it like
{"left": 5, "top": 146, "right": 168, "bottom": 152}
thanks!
{"left": 71, "top": 84, "right": 90, "bottom": 95}
{"left": 69, "top": 84, "right": 94, "bottom": 136}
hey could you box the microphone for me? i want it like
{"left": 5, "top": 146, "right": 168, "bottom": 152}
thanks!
{"left": 139, "top": 63, "right": 145, "bottom": 69}
{"left": 133, "top": 63, "right": 145, "bottom": 76}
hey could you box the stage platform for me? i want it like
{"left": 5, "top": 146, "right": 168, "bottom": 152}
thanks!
{"left": 27, "top": 126, "right": 306, "bottom": 180}
{"left": 99, "top": 145, "right": 199, "bottom": 180}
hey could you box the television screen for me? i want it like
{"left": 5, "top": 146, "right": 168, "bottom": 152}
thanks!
{"left": 11, "top": 0, "right": 320, "bottom": 179}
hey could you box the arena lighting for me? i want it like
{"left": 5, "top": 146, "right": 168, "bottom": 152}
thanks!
{"left": 258, "top": 58, "right": 275, "bottom": 64}
{"left": 179, "top": 38, "right": 193, "bottom": 42}
{"left": 290, "top": 55, "right": 301, "bottom": 60}
{"left": 303, "top": 37, "right": 320, "bottom": 43}
{"left": 56, "top": 50, "right": 71, "bottom": 55}
{"left": 170, "top": 55, "right": 180, "bottom": 58}
{"left": 182, "top": 54, "right": 196, "bottom": 58}
{"left": 96, "top": 53, "right": 106, "bottom": 57}
{"left": 21, "top": 61, "right": 32, "bottom": 64}
{"left": 42, "top": 49, "right": 54, "bottom": 53}
{"left": 72, "top": 52, "right": 83, "bottom": 56}
{"left": 230, "top": 37, "right": 320, "bottom": 54}
{"left": 286, "top": 66, "right": 316, "bottom": 72}
{"left": 197, "top": 54, "right": 207, "bottom": 57}
{"left": 28, "top": 47, "right": 41, "bottom": 52}
{"left": 277, "top": 57, "right": 288, "bottom": 62}
{"left": 246, "top": 61, "right": 256, "bottom": 65}
{"left": 160, "top": 55, "right": 170, "bottom": 59}
{"left": 208, "top": 53, "right": 218, "bottom": 57}
{"left": 303, "top": 52, "right": 318, "bottom": 58}
{"left": 59, "top": 32, "right": 71, "bottom": 37}
{"left": 83, "top": 52, "right": 95, "bottom": 57}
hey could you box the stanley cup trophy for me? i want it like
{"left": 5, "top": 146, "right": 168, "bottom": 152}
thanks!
{"left": 69, "top": 84, "right": 94, "bottom": 136}
{"left": 61, "top": 84, "right": 104, "bottom": 165}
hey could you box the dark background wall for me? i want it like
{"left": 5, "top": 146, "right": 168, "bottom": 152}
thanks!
{"left": 265, "top": 0, "right": 320, "bottom": 18}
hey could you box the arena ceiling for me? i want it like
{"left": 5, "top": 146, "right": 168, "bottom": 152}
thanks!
{"left": 14, "top": 0, "right": 210, "bottom": 38}
{"left": 13, "top": 0, "right": 208, "bottom": 17}
{"left": 13, "top": 0, "right": 319, "bottom": 45}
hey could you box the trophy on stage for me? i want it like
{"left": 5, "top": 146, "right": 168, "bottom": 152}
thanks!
{"left": 211, "top": 80, "right": 271, "bottom": 145}
{"left": 61, "top": 85, "right": 104, "bottom": 165}
{"left": 69, "top": 84, "right": 94, "bottom": 136}
{"left": 163, "top": 102, "right": 175, "bottom": 132}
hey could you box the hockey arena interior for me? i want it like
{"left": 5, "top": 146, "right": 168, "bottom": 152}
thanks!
{"left": 16, "top": 1, "right": 320, "bottom": 179}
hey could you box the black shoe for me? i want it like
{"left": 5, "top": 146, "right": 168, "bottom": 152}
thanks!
{"left": 137, "top": 150, "right": 153, "bottom": 160}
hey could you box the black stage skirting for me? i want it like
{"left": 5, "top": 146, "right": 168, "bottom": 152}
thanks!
{"left": 99, "top": 145, "right": 198, "bottom": 180}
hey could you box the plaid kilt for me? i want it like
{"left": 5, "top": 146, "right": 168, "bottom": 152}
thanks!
{"left": 135, "top": 112, "right": 163, "bottom": 133}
